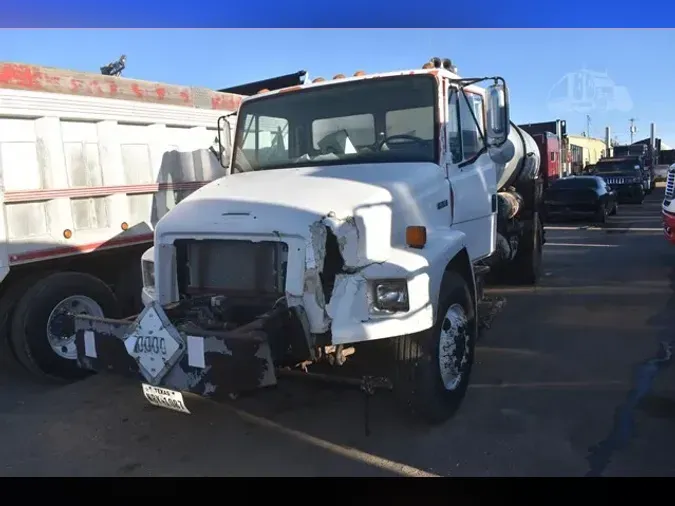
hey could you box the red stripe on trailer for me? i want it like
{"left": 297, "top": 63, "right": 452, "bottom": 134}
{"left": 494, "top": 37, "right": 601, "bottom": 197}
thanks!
{"left": 9, "top": 233, "right": 155, "bottom": 264}
{"left": 4, "top": 181, "right": 209, "bottom": 203}
{"left": 0, "top": 62, "right": 243, "bottom": 111}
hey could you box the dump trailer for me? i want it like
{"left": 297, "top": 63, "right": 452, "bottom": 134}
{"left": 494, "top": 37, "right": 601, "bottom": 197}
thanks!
{"left": 0, "top": 62, "right": 243, "bottom": 378}
{"left": 63, "top": 57, "right": 544, "bottom": 425}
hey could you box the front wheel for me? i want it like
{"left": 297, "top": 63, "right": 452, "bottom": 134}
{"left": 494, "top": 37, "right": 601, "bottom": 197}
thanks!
{"left": 391, "top": 271, "right": 476, "bottom": 424}
{"left": 10, "top": 272, "right": 121, "bottom": 380}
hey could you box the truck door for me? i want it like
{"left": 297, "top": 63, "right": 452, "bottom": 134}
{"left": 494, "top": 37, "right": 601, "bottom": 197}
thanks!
{"left": 445, "top": 86, "right": 497, "bottom": 262}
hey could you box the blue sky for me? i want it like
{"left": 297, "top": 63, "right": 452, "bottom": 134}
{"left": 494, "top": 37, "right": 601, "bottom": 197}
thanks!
{"left": 3, "top": 29, "right": 674, "bottom": 146}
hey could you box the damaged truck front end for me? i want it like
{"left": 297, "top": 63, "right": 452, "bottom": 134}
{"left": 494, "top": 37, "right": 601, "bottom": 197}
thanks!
{"left": 70, "top": 212, "right": 411, "bottom": 404}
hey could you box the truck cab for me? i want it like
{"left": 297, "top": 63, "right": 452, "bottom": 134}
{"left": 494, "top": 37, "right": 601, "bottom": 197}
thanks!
{"left": 68, "top": 59, "right": 540, "bottom": 424}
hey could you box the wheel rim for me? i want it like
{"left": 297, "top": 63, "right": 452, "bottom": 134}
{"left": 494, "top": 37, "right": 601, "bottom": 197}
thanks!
{"left": 47, "top": 295, "right": 104, "bottom": 360}
{"left": 438, "top": 303, "right": 470, "bottom": 391}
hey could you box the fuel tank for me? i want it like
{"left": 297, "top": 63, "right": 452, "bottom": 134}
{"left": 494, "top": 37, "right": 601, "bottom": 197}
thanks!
{"left": 497, "top": 124, "right": 541, "bottom": 191}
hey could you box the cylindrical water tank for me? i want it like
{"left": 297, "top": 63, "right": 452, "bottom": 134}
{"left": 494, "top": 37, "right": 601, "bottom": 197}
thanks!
{"left": 496, "top": 125, "right": 541, "bottom": 190}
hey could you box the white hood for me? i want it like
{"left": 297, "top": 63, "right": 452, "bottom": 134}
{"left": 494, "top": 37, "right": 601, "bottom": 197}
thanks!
{"left": 155, "top": 162, "right": 449, "bottom": 263}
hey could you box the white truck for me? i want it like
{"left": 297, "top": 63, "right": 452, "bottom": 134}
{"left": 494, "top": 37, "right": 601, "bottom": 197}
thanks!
{"left": 62, "top": 57, "right": 544, "bottom": 424}
{"left": 0, "top": 62, "right": 242, "bottom": 378}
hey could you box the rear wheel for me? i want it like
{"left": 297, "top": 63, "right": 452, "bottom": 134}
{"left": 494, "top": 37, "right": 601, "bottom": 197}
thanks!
{"left": 594, "top": 204, "right": 607, "bottom": 224}
{"left": 10, "top": 272, "right": 120, "bottom": 381}
{"left": 391, "top": 271, "right": 476, "bottom": 424}
{"left": 0, "top": 272, "right": 44, "bottom": 373}
{"left": 510, "top": 212, "right": 543, "bottom": 285}
{"left": 609, "top": 201, "right": 618, "bottom": 216}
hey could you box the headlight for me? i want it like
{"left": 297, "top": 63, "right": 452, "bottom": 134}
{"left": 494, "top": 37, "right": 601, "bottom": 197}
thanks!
{"left": 141, "top": 259, "right": 155, "bottom": 288}
{"left": 372, "top": 280, "right": 409, "bottom": 312}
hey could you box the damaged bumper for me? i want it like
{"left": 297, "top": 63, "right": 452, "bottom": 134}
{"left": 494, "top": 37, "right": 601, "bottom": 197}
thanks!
{"left": 73, "top": 301, "right": 277, "bottom": 398}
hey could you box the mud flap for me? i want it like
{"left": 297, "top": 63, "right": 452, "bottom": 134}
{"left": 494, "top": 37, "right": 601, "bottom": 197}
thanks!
{"left": 72, "top": 302, "right": 277, "bottom": 400}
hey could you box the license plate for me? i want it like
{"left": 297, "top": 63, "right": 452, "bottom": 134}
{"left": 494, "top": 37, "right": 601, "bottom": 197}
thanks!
{"left": 142, "top": 383, "right": 191, "bottom": 414}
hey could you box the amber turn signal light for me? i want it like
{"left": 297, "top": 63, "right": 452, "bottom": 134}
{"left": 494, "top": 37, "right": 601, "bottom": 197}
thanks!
{"left": 406, "top": 226, "right": 426, "bottom": 249}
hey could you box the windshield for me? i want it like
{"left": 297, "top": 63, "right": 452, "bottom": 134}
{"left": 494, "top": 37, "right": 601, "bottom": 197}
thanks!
{"left": 231, "top": 75, "right": 438, "bottom": 173}
{"left": 550, "top": 178, "right": 599, "bottom": 190}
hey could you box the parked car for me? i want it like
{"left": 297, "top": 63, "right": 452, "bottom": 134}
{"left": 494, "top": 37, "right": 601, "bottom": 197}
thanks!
{"left": 544, "top": 176, "right": 617, "bottom": 223}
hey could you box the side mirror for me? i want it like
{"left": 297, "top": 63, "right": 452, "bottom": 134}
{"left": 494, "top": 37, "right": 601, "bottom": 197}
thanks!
{"left": 486, "top": 81, "right": 510, "bottom": 147}
{"left": 215, "top": 114, "right": 233, "bottom": 168}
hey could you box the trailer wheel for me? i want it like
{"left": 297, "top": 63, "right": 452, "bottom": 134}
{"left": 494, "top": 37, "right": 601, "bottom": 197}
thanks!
{"left": 392, "top": 271, "right": 476, "bottom": 424}
{"left": 10, "top": 272, "right": 121, "bottom": 381}
{"left": 510, "top": 213, "right": 543, "bottom": 285}
{"left": 0, "top": 272, "right": 46, "bottom": 372}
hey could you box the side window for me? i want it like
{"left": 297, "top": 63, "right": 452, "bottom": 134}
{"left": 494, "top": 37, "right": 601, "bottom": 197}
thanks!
{"left": 448, "top": 91, "right": 485, "bottom": 164}
{"left": 458, "top": 92, "right": 485, "bottom": 160}
{"left": 550, "top": 151, "right": 555, "bottom": 162}
{"left": 447, "top": 93, "right": 462, "bottom": 163}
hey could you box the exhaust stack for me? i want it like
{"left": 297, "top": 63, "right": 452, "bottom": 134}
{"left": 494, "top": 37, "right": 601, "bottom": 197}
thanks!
{"left": 605, "top": 127, "right": 611, "bottom": 157}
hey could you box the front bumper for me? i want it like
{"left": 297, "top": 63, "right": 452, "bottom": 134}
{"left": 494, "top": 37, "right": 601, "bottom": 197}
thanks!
{"left": 662, "top": 205, "right": 675, "bottom": 245}
{"left": 613, "top": 184, "right": 644, "bottom": 202}
{"left": 544, "top": 203, "right": 598, "bottom": 217}
{"left": 73, "top": 302, "right": 278, "bottom": 398}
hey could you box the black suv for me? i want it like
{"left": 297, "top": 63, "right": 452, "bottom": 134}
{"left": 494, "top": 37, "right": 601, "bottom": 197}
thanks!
{"left": 592, "top": 158, "right": 645, "bottom": 204}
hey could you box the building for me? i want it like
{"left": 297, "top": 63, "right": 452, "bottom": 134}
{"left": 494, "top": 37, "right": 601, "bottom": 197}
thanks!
{"left": 567, "top": 134, "right": 608, "bottom": 173}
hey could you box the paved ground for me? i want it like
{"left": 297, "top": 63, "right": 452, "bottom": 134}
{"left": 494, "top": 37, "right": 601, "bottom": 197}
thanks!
{"left": 1, "top": 187, "right": 674, "bottom": 477}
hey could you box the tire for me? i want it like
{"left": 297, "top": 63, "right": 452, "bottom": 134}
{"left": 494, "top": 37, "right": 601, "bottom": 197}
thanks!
{"left": 510, "top": 213, "right": 543, "bottom": 285}
{"left": 609, "top": 202, "right": 618, "bottom": 216}
{"left": 0, "top": 272, "right": 46, "bottom": 373}
{"left": 10, "top": 272, "right": 121, "bottom": 381}
{"left": 391, "top": 271, "right": 477, "bottom": 424}
{"left": 114, "top": 258, "right": 143, "bottom": 317}
{"left": 594, "top": 205, "right": 606, "bottom": 224}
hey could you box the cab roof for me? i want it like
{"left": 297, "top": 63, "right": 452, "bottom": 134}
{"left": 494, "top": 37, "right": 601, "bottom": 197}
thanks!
{"left": 239, "top": 66, "right": 477, "bottom": 105}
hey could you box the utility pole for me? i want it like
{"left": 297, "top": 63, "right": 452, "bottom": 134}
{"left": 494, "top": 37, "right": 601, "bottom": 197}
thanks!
{"left": 629, "top": 118, "right": 637, "bottom": 144}
{"left": 586, "top": 115, "right": 592, "bottom": 138}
